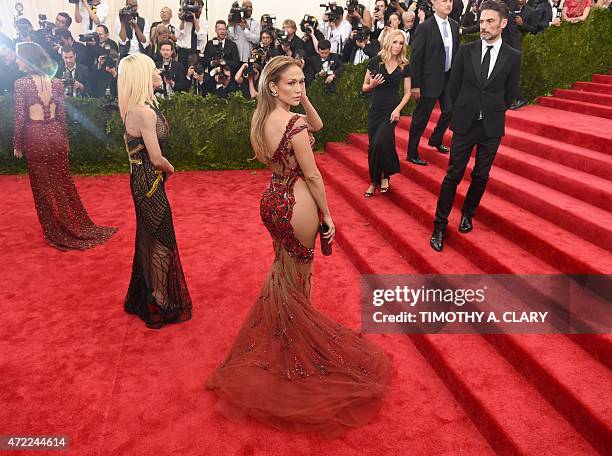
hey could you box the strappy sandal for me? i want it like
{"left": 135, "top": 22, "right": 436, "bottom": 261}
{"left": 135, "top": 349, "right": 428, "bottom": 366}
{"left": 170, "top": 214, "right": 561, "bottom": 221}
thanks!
{"left": 364, "top": 185, "right": 376, "bottom": 197}
{"left": 380, "top": 178, "right": 390, "bottom": 193}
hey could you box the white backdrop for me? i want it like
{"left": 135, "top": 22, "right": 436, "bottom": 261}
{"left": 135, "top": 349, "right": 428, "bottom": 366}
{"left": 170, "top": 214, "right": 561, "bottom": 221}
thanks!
{"left": 1, "top": 0, "right": 395, "bottom": 41}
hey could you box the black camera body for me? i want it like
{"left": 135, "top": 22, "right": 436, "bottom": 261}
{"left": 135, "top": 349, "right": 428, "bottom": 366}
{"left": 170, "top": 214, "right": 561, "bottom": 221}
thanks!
{"left": 160, "top": 63, "right": 175, "bottom": 80}
{"left": 261, "top": 14, "right": 276, "bottom": 32}
{"left": 119, "top": 5, "right": 138, "bottom": 22}
{"left": 229, "top": 1, "right": 248, "bottom": 23}
{"left": 100, "top": 47, "right": 119, "bottom": 70}
{"left": 242, "top": 57, "right": 258, "bottom": 78}
{"left": 277, "top": 30, "right": 291, "bottom": 46}
{"left": 353, "top": 23, "right": 367, "bottom": 41}
{"left": 346, "top": 0, "right": 364, "bottom": 16}
{"left": 79, "top": 32, "right": 99, "bottom": 44}
{"left": 300, "top": 15, "right": 319, "bottom": 34}
{"left": 320, "top": 2, "right": 343, "bottom": 22}
{"left": 252, "top": 46, "right": 267, "bottom": 65}
{"left": 62, "top": 70, "right": 75, "bottom": 96}
{"left": 182, "top": 1, "right": 201, "bottom": 22}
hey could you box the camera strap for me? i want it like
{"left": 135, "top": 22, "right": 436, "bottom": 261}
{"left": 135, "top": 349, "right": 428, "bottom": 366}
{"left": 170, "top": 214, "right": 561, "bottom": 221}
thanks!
{"left": 190, "top": 23, "right": 198, "bottom": 51}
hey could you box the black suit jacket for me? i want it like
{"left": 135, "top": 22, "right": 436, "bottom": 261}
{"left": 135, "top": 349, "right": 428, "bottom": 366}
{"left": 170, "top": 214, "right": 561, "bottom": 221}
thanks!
{"left": 202, "top": 39, "right": 240, "bottom": 72}
{"left": 449, "top": 40, "right": 521, "bottom": 138}
{"left": 155, "top": 59, "right": 188, "bottom": 92}
{"left": 58, "top": 62, "right": 92, "bottom": 96}
{"left": 304, "top": 54, "right": 344, "bottom": 86}
{"left": 410, "top": 15, "right": 460, "bottom": 98}
{"left": 342, "top": 39, "right": 380, "bottom": 64}
{"left": 518, "top": 5, "right": 540, "bottom": 34}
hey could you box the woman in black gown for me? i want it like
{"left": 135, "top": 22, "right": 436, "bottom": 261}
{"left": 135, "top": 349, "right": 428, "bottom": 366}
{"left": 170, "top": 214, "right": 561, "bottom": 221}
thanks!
{"left": 117, "top": 53, "right": 192, "bottom": 329}
{"left": 361, "top": 29, "right": 411, "bottom": 197}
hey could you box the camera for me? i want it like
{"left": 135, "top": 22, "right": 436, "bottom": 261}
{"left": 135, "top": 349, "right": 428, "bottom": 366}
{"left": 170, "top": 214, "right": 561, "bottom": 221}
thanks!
{"left": 100, "top": 47, "right": 119, "bottom": 69}
{"left": 252, "top": 46, "right": 267, "bottom": 65}
{"left": 300, "top": 15, "right": 318, "bottom": 34}
{"left": 62, "top": 69, "right": 75, "bottom": 96}
{"left": 353, "top": 23, "right": 367, "bottom": 41}
{"left": 209, "top": 38, "right": 225, "bottom": 63}
{"left": 229, "top": 1, "right": 247, "bottom": 23}
{"left": 261, "top": 14, "right": 276, "bottom": 32}
{"left": 182, "top": 0, "right": 201, "bottom": 22}
{"left": 160, "top": 63, "right": 175, "bottom": 80}
{"left": 416, "top": 0, "right": 433, "bottom": 18}
{"left": 242, "top": 57, "right": 257, "bottom": 78}
{"left": 277, "top": 30, "right": 291, "bottom": 46}
{"left": 79, "top": 32, "right": 99, "bottom": 44}
{"left": 320, "top": 3, "right": 343, "bottom": 22}
{"left": 346, "top": 0, "right": 362, "bottom": 15}
{"left": 119, "top": 4, "right": 138, "bottom": 22}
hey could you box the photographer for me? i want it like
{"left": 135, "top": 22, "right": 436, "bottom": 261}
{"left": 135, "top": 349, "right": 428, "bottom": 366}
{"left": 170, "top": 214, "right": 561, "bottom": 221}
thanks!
{"left": 318, "top": 5, "right": 352, "bottom": 55}
{"left": 151, "top": 7, "right": 178, "bottom": 42}
{"left": 148, "top": 24, "right": 172, "bottom": 60}
{"left": 91, "top": 45, "right": 119, "bottom": 97}
{"left": 530, "top": 0, "right": 562, "bottom": 30}
{"left": 515, "top": 0, "right": 540, "bottom": 34}
{"left": 279, "top": 19, "right": 304, "bottom": 54}
{"left": 235, "top": 58, "right": 261, "bottom": 99}
{"left": 96, "top": 24, "right": 118, "bottom": 52}
{"left": 0, "top": 37, "right": 23, "bottom": 94}
{"left": 460, "top": 0, "right": 480, "bottom": 34}
{"left": 14, "top": 18, "right": 34, "bottom": 45}
{"left": 256, "top": 30, "right": 281, "bottom": 64}
{"left": 55, "top": 29, "right": 91, "bottom": 68}
{"left": 155, "top": 40, "right": 187, "bottom": 98}
{"left": 58, "top": 45, "right": 91, "bottom": 97}
{"left": 75, "top": 0, "right": 109, "bottom": 34}
{"left": 299, "top": 15, "right": 325, "bottom": 58}
{"left": 379, "top": 12, "right": 408, "bottom": 45}
{"left": 186, "top": 55, "right": 207, "bottom": 95}
{"left": 116, "top": 0, "right": 149, "bottom": 58}
{"left": 305, "top": 40, "right": 344, "bottom": 93}
{"left": 203, "top": 20, "right": 240, "bottom": 72}
{"left": 55, "top": 12, "right": 72, "bottom": 30}
{"left": 205, "top": 61, "right": 238, "bottom": 97}
{"left": 342, "top": 25, "right": 379, "bottom": 64}
{"left": 228, "top": 1, "right": 261, "bottom": 63}
{"left": 346, "top": 0, "right": 373, "bottom": 31}
{"left": 371, "top": 0, "right": 389, "bottom": 40}
{"left": 176, "top": 0, "right": 207, "bottom": 68}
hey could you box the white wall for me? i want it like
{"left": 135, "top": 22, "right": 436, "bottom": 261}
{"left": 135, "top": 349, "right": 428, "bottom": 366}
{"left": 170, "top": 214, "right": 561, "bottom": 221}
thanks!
{"left": 1, "top": 0, "right": 392, "bottom": 41}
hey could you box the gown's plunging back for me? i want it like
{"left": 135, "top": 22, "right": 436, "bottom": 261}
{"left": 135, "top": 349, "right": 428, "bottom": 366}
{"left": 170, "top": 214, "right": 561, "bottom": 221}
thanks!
{"left": 206, "top": 114, "right": 390, "bottom": 439}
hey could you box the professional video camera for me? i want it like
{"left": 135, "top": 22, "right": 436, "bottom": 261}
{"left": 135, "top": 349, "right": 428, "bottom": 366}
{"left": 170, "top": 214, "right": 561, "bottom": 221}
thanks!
{"left": 100, "top": 47, "right": 119, "bottom": 70}
{"left": 277, "top": 30, "right": 291, "bottom": 46}
{"left": 300, "top": 15, "right": 318, "bottom": 34}
{"left": 119, "top": 4, "right": 138, "bottom": 22}
{"left": 210, "top": 38, "right": 224, "bottom": 60}
{"left": 242, "top": 57, "right": 258, "bottom": 78}
{"left": 320, "top": 2, "right": 343, "bottom": 22}
{"left": 261, "top": 14, "right": 276, "bottom": 32}
{"left": 353, "top": 23, "right": 367, "bottom": 41}
{"left": 182, "top": 0, "right": 201, "bottom": 22}
{"left": 346, "top": 0, "right": 364, "bottom": 16}
{"left": 34, "top": 15, "right": 59, "bottom": 45}
{"left": 79, "top": 32, "right": 99, "bottom": 45}
{"left": 229, "top": 1, "right": 247, "bottom": 23}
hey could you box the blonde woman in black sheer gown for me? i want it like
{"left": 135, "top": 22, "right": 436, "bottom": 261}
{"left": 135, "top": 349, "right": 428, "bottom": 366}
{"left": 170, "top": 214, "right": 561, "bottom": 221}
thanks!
{"left": 117, "top": 53, "right": 192, "bottom": 329}
{"left": 362, "top": 30, "right": 411, "bottom": 197}
{"left": 206, "top": 56, "right": 390, "bottom": 439}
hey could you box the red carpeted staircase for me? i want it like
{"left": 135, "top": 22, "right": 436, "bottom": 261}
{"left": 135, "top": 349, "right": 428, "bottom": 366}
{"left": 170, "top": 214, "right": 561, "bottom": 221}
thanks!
{"left": 318, "top": 71, "right": 612, "bottom": 455}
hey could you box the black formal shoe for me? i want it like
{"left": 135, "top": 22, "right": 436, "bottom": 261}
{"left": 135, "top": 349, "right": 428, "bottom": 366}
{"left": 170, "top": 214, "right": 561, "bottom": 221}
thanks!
{"left": 428, "top": 142, "right": 450, "bottom": 154}
{"left": 458, "top": 215, "right": 473, "bottom": 233}
{"left": 407, "top": 156, "right": 428, "bottom": 166}
{"left": 430, "top": 229, "right": 444, "bottom": 252}
{"left": 510, "top": 99, "right": 528, "bottom": 110}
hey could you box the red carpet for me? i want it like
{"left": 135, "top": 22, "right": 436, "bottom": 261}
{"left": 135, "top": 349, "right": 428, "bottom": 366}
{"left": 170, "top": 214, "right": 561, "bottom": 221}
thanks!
{"left": 1, "top": 72, "right": 611, "bottom": 455}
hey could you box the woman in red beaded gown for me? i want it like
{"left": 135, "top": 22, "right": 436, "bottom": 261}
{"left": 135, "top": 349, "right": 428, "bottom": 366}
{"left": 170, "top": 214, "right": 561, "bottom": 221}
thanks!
{"left": 12, "top": 42, "right": 117, "bottom": 250}
{"left": 117, "top": 53, "right": 192, "bottom": 329}
{"left": 206, "top": 56, "right": 390, "bottom": 439}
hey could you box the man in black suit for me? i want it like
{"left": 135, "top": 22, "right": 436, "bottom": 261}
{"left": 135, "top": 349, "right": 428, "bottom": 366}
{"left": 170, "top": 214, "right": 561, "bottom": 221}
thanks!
{"left": 58, "top": 46, "right": 92, "bottom": 97}
{"left": 203, "top": 20, "right": 240, "bottom": 73}
{"left": 304, "top": 40, "right": 344, "bottom": 93}
{"left": 155, "top": 40, "right": 188, "bottom": 97}
{"left": 430, "top": 0, "right": 520, "bottom": 252}
{"left": 406, "top": 0, "right": 460, "bottom": 166}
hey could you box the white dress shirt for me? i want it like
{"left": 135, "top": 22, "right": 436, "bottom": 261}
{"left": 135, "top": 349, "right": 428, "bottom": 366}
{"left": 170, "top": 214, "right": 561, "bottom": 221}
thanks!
{"left": 79, "top": 2, "right": 110, "bottom": 34}
{"left": 176, "top": 20, "right": 207, "bottom": 52}
{"left": 228, "top": 18, "right": 261, "bottom": 62}
{"left": 481, "top": 36, "right": 503, "bottom": 79}
{"left": 115, "top": 16, "right": 150, "bottom": 55}
{"left": 434, "top": 13, "right": 453, "bottom": 71}
{"left": 318, "top": 19, "right": 352, "bottom": 55}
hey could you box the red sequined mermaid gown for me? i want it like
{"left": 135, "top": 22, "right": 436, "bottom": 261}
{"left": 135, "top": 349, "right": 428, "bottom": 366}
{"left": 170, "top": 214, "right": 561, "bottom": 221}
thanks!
{"left": 13, "top": 76, "right": 117, "bottom": 250}
{"left": 206, "top": 114, "right": 390, "bottom": 439}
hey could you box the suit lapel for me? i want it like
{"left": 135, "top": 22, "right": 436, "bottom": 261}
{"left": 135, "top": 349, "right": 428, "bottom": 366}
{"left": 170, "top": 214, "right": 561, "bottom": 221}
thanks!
{"left": 471, "top": 41, "right": 482, "bottom": 85}
{"left": 485, "top": 43, "right": 508, "bottom": 87}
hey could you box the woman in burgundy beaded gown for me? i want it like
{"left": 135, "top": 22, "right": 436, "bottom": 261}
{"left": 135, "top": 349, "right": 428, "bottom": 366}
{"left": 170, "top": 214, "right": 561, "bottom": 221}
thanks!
{"left": 12, "top": 42, "right": 117, "bottom": 250}
{"left": 206, "top": 56, "right": 390, "bottom": 439}
{"left": 117, "top": 54, "right": 192, "bottom": 329}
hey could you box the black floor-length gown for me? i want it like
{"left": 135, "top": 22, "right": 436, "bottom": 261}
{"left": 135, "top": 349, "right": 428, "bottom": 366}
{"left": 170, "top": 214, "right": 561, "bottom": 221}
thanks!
{"left": 123, "top": 102, "right": 192, "bottom": 329}
{"left": 367, "top": 55, "right": 410, "bottom": 185}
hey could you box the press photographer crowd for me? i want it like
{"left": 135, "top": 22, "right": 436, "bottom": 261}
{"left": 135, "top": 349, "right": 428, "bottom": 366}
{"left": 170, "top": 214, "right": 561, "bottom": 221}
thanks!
{"left": 0, "top": 0, "right": 610, "bottom": 102}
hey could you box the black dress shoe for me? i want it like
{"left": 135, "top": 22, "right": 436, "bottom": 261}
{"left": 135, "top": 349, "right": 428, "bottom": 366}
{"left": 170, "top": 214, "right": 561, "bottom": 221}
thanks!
{"left": 458, "top": 215, "right": 473, "bottom": 233}
{"left": 428, "top": 142, "right": 450, "bottom": 154}
{"left": 430, "top": 229, "right": 444, "bottom": 252}
{"left": 510, "top": 99, "right": 528, "bottom": 110}
{"left": 407, "top": 156, "right": 428, "bottom": 166}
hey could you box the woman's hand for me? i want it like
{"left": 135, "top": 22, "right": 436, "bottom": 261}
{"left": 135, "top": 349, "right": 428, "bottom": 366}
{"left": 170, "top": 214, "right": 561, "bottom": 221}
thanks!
{"left": 14, "top": 148, "right": 22, "bottom": 159}
{"left": 322, "top": 214, "right": 335, "bottom": 244}
{"left": 370, "top": 73, "right": 385, "bottom": 89}
{"left": 300, "top": 82, "right": 309, "bottom": 103}
{"left": 390, "top": 108, "right": 400, "bottom": 123}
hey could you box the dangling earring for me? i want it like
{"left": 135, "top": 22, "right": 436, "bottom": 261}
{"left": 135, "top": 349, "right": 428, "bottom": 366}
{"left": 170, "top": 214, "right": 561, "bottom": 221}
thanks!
{"left": 271, "top": 91, "right": 278, "bottom": 97}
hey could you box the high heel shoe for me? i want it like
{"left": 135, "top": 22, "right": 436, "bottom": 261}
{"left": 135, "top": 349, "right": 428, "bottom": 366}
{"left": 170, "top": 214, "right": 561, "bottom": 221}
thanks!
{"left": 380, "top": 178, "right": 390, "bottom": 193}
{"left": 364, "top": 185, "right": 376, "bottom": 197}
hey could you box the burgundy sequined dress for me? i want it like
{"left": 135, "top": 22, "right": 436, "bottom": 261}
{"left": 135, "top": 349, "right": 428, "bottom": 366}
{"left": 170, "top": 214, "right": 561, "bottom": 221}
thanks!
{"left": 206, "top": 114, "right": 390, "bottom": 439}
{"left": 12, "top": 76, "right": 117, "bottom": 250}
{"left": 123, "top": 103, "right": 192, "bottom": 329}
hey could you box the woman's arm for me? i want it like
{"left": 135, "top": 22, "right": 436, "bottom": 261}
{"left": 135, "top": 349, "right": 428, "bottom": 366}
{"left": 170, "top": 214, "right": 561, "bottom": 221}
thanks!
{"left": 578, "top": 6, "right": 591, "bottom": 21}
{"left": 290, "top": 121, "right": 335, "bottom": 241}
{"left": 235, "top": 63, "right": 247, "bottom": 84}
{"left": 391, "top": 76, "right": 411, "bottom": 121}
{"left": 131, "top": 108, "right": 174, "bottom": 174}
{"left": 248, "top": 76, "right": 258, "bottom": 98}
{"left": 12, "top": 79, "right": 26, "bottom": 157}
{"left": 300, "top": 87, "right": 323, "bottom": 132}
{"left": 362, "top": 68, "right": 385, "bottom": 92}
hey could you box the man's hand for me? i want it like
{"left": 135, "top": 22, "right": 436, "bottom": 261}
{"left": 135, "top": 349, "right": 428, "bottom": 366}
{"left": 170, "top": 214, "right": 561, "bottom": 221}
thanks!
{"left": 74, "top": 81, "right": 84, "bottom": 93}
{"left": 187, "top": 66, "right": 195, "bottom": 78}
{"left": 552, "top": 17, "right": 561, "bottom": 26}
{"left": 106, "top": 67, "right": 117, "bottom": 78}
{"left": 356, "top": 39, "right": 366, "bottom": 49}
{"left": 411, "top": 87, "right": 421, "bottom": 101}
{"left": 325, "top": 74, "right": 335, "bottom": 84}
{"left": 515, "top": 16, "right": 524, "bottom": 27}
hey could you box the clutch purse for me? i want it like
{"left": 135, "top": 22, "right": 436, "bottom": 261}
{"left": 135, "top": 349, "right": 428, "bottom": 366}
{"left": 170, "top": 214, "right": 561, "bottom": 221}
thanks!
{"left": 319, "top": 222, "right": 332, "bottom": 256}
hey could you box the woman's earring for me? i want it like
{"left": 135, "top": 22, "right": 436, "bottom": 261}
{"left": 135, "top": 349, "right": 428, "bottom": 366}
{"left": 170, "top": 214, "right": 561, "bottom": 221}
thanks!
{"left": 271, "top": 91, "right": 278, "bottom": 97}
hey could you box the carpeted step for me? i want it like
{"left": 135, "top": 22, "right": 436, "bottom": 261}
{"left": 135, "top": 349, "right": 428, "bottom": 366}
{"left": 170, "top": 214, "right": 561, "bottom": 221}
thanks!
{"left": 573, "top": 81, "right": 612, "bottom": 95}
{"left": 324, "top": 143, "right": 560, "bottom": 275}
{"left": 553, "top": 88, "right": 612, "bottom": 107}
{"left": 397, "top": 119, "right": 612, "bottom": 211}
{"left": 537, "top": 96, "right": 612, "bottom": 120}
{"left": 592, "top": 74, "right": 612, "bottom": 84}
{"left": 349, "top": 134, "right": 612, "bottom": 260}
{"left": 318, "top": 150, "right": 481, "bottom": 275}
{"left": 410, "top": 106, "right": 612, "bottom": 155}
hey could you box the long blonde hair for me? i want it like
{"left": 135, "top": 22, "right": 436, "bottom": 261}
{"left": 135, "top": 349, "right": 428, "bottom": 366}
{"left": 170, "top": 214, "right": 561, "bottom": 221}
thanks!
{"left": 379, "top": 29, "right": 409, "bottom": 69}
{"left": 117, "top": 53, "right": 158, "bottom": 122}
{"left": 250, "top": 56, "right": 301, "bottom": 164}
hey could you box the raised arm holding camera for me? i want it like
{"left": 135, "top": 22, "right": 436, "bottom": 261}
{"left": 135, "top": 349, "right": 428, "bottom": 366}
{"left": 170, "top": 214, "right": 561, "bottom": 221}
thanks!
{"left": 58, "top": 45, "right": 91, "bottom": 97}
{"left": 228, "top": 1, "right": 261, "bottom": 63}
{"left": 176, "top": 0, "right": 207, "bottom": 68}
{"left": 116, "top": 0, "right": 149, "bottom": 58}
{"left": 203, "top": 20, "right": 240, "bottom": 73}
{"left": 346, "top": 0, "right": 373, "bottom": 31}
{"left": 304, "top": 39, "right": 344, "bottom": 93}
{"left": 342, "top": 25, "right": 379, "bottom": 64}
{"left": 74, "top": 0, "right": 109, "bottom": 35}
{"left": 155, "top": 41, "right": 187, "bottom": 98}
{"left": 318, "top": 4, "right": 352, "bottom": 55}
